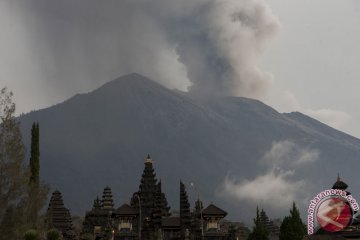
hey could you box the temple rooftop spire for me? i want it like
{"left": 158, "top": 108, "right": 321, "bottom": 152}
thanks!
{"left": 332, "top": 173, "right": 348, "bottom": 190}
{"left": 145, "top": 154, "right": 152, "bottom": 163}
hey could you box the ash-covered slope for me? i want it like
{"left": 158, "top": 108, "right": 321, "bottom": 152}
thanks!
{"left": 19, "top": 73, "right": 360, "bottom": 221}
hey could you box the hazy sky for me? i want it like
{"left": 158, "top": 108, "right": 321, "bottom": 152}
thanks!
{"left": 259, "top": 0, "right": 360, "bottom": 138}
{"left": 1, "top": 0, "right": 360, "bottom": 137}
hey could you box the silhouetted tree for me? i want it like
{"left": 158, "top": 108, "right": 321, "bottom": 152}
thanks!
{"left": 247, "top": 207, "right": 269, "bottom": 240}
{"left": 0, "top": 88, "right": 48, "bottom": 238}
{"left": 279, "top": 202, "right": 306, "bottom": 240}
{"left": 0, "top": 88, "right": 29, "bottom": 239}
{"left": 27, "top": 122, "right": 49, "bottom": 228}
{"left": 30, "top": 122, "right": 40, "bottom": 184}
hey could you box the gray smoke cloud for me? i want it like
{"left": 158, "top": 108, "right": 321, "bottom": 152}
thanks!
{"left": 1, "top": 0, "right": 279, "bottom": 112}
{"left": 165, "top": 0, "right": 280, "bottom": 96}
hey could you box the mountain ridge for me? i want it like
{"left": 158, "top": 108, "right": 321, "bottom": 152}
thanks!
{"left": 18, "top": 73, "right": 360, "bottom": 222}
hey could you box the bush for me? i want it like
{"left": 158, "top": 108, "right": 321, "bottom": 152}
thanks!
{"left": 47, "top": 228, "right": 63, "bottom": 240}
{"left": 24, "top": 229, "right": 38, "bottom": 240}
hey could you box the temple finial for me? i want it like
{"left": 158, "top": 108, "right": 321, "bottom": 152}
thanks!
{"left": 145, "top": 154, "right": 152, "bottom": 163}
{"left": 337, "top": 172, "right": 341, "bottom": 182}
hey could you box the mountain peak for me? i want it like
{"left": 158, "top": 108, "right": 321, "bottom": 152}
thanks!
{"left": 91, "top": 72, "right": 173, "bottom": 98}
{"left": 115, "top": 72, "right": 150, "bottom": 83}
{"left": 103, "top": 73, "right": 159, "bottom": 87}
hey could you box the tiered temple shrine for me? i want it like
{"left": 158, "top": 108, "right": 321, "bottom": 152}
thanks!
{"left": 259, "top": 209, "right": 280, "bottom": 240}
{"left": 79, "top": 154, "right": 229, "bottom": 240}
{"left": 47, "top": 155, "right": 231, "bottom": 240}
{"left": 46, "top": 190, "right": 76, "bottom": 240}
{"left": 81, "top": 195, "right": 113, "bottom": 239}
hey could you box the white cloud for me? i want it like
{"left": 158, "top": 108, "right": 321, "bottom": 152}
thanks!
{"left": 262, "top": 140, "right": 294, "bottom": 166}
{"left": 295, "top": 148, "right": 319, "bottom": 166}
{"left": 262, "top": 140, "right": 319, "bottom": 167}
{"left": 223, "top": 169, "right": 304, "bottom": 208}
{"left": 221, "top": 140, "right": 319, "bottom": 209}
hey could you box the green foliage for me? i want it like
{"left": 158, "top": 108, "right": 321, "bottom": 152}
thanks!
{"left": 47, "top": 228, "right": 63, "bottom": 240}
{"left": 0, "top": 88, "right": 49, "bottom": 239}
{"left": 279, "top": 202, "right": 306, "bottom": 240}
{"left": 27, "top": 122, "right": 49, "bottom": 228}
{"left": 247, "top": 208, "right": 269, "bottom": 240}
{"left": 24, "top": 229, "right": 39, "bottom": 240}
{"left": 30, "top": 122, "right": 40, "bottom": 184}
{"left": 0, "top": 88, "right": 29, "bottom": 239}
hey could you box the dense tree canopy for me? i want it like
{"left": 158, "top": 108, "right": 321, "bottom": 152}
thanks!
{"left": 27, "top": 122, "right": 49, "bottom": 229}
{"left": 0, "top": 88, "right": 48, "bottom": 239}
{"left": 0, "top": 88, "right": 29, "bottom": 239}
{"left": 247, "top": 208, "right": 269, "bottom": 240}
{"left": 30, "top": 122, "right": 40, "bottom": 184}
{"left": 279, "top": 202, "right": 306, "bottom": 240}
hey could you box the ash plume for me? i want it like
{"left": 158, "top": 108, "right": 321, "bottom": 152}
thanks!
{"left": 1, "top": 0, "right": 279, "bottom": 104}
{"left": 165, "top": 0, "right": 280, "bottom": 96}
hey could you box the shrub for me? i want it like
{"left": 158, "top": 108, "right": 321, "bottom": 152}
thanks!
{"left": 24, "top": 229, "right": 38, "bottom": 240}
{"left": 47, "top": 228, "right": 63, "bottom": 240}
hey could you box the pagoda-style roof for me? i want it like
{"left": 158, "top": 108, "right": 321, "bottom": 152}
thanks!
{"left": 101, "top": 186, "right": 114, "bottom": 211}
{"left": 202, "top": 204, "right": 227, "bottom": 217}
{"left": 259, "top": 209, "right": 280, "bottom": 235}
{"left": 113, "top": 204, "right": 137, "bottom": 216}
{"left": 47, "top": 190, "right": 76, "bottom": 240}
{"left": 85, "top": 207, "right": 109, "bottom": 218}
{"left": 332, "top": 174, "right": 348, "bottom": 190}
{"left": 162, "top": 217, "right": 181, "bottom": 228}
{"left": 332, "top": 180, "right": 348, "bottom": 190}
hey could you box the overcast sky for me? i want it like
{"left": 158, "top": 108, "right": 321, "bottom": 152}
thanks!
{"left": 259, "top": 0, "right": 360, "bottom": 138}
{"left": 1, "top": 0, "right": 360, "bottom": 137}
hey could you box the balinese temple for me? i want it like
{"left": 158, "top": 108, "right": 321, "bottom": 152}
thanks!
{"left": 129, "top": 154, "right": 170, "bottom": 239}
{"left": 308, "top": 174, "right": 360, "bottom": 240}
{"left": 259, "top": 209, "right": 280, "bottom": 240}
{"left": 220, "top": 220, "right": 250, "bottom": 240}
{"left": 180, "top": 180, "right": 191, "bottom": 239}
{"left": 201, "top": 203, "right": 228, "bottom": 238}
{"left": 81, "top": 195, "right": 113, "bottom": 240}
{"left": 46, "top": 190, "right": 76, "bottom": 240}
{"left": 112, "top": 204, "right": 138, "bottom": 239}
{"left": 101, "top": 186, "right": 115, "bottom": 212}
{"left": 78, "top": 154, "right": 230, "bottom": 240}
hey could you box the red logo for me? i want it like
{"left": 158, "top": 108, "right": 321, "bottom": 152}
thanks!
{"left": 316, "top": 197, "right": 352, "bottom": 232}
